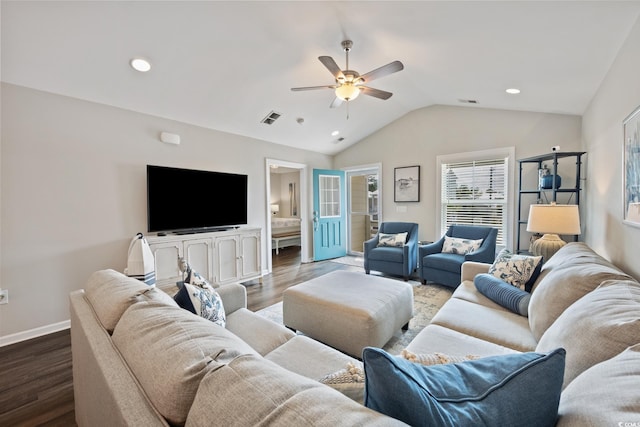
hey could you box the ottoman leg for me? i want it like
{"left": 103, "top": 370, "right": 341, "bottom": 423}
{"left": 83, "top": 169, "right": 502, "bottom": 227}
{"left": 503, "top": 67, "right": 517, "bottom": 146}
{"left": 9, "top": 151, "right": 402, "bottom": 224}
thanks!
{"left": 402, "top": 322, "right": 409, "bottom": 331}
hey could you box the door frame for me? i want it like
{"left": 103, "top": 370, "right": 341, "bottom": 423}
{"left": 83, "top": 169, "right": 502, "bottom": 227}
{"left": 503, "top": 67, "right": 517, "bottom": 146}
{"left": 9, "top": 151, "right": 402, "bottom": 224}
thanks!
{"left": 343, "top": 163, "right": 383, "bottom": 255}
{"left": 265, "top": 159, "right": 310, "bottom": 273}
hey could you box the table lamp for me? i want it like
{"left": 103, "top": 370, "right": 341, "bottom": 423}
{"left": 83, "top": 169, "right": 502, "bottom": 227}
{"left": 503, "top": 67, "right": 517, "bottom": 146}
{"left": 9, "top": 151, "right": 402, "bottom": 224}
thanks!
{"left": 526, "top": 203, "right": 581, "bottom": 260}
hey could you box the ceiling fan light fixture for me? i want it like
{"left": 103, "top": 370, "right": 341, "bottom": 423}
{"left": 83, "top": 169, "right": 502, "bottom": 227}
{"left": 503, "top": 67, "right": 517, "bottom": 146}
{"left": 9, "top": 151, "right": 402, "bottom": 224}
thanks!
{"left": 335, "top": 83, "right": 361, "bottom": 101}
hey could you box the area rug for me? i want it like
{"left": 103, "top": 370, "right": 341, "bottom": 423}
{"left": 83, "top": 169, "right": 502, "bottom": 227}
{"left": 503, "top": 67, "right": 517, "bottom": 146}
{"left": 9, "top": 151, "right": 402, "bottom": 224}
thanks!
{"left": 329, "top": 255, "right": 365, "bottom": 268}
{"left": 255, "top": 278, "right": 453, "bottom": 356}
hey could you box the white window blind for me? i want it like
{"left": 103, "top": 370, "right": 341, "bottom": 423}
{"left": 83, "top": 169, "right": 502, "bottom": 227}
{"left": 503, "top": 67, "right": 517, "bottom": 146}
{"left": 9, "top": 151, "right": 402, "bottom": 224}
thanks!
{"left": 441, "top": 157, "right": 507, "bottom": 246}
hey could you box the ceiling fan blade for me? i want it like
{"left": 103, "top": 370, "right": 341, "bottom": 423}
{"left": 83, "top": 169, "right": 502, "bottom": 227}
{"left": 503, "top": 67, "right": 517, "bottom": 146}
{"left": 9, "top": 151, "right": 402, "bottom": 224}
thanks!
{"left": 318, "top": 56, "right": 345, "bottom": 80}
{"left": 360, "top": 86, "right": 393, "bottom": 100}
{"left": 360, "top": 60, "right": 404, "bottom": 83}
{"left": 291, "top": 85, "right": 337, "bottom": 91}
{"left": 330, "top": 97, "right": 344, "bottom": 108}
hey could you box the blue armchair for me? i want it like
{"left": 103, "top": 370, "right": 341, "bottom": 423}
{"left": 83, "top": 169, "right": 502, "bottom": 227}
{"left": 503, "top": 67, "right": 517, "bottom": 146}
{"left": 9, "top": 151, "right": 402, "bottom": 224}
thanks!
{"left": 364, "top": 222, "right": 419, "bottom": 281}
{"left": 419, "top": 224, "right": 498, "bottom": 288}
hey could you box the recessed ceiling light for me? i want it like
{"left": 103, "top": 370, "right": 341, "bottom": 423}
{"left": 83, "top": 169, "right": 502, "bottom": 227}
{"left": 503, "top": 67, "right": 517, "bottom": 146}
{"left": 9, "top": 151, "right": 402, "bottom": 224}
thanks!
{"left": 506, "top": 88, "right": 521, "bottom": 95}
{"left": 130, "top": 58, "right": 151, "bottom": 72}
{"left": 331, "top": 130, "right": 340, "bottom": 137}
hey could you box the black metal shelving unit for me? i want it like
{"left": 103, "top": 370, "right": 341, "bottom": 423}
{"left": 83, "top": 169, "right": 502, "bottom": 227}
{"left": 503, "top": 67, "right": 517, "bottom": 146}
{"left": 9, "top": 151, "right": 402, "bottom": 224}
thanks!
{"left": 516, "top": 151, "right": 586, "bottom": 253}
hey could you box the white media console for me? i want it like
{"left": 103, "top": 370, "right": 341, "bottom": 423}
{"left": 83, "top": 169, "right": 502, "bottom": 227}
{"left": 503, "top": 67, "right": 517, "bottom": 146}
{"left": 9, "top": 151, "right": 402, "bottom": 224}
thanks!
{"left": 146, "top": 227, "right": 262, "bottom": 288}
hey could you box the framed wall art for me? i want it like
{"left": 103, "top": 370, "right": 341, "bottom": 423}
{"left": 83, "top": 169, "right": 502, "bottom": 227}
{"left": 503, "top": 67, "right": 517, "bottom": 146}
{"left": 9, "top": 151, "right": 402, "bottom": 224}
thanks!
{"left": 624, "top": 105, "right": 640, "bottom": 227}
{"left": 394, "top": 165, "right": 420, "bottom": 202}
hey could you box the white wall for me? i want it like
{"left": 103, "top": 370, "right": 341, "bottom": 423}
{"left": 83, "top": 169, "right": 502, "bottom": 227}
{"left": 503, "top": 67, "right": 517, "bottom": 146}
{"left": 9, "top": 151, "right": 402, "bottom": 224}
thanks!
{"left": 334, "top": 105, "right": 582, "bottom": 244}
{"left": 0, "top": 83, "right": 332, "bottom": 341}
{"left": 582, "top": 16, "right": 640, "bottom": 280}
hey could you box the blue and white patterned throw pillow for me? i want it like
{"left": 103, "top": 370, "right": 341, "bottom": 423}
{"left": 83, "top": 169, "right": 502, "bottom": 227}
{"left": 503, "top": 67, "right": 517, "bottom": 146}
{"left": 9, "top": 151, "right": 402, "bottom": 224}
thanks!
{"left": 488, "top": 248, "right": 543, "bottom": 292}
{"left": 377, "top": 232, "right": 408, "bottom": 247}
{"left": 174, "top": 262, "right": 226, "bottom": 327}
{"left": 174, "top": 282, "right": 226, "bottom": 327}
{"left": 441, "top": 236, "right": 483, "bottom": 255}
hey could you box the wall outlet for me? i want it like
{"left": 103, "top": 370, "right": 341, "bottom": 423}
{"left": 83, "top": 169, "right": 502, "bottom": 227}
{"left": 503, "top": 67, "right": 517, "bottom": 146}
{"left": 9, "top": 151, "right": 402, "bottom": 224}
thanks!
{"left": 0, "top": 289, "right": 8, "bottom": 305}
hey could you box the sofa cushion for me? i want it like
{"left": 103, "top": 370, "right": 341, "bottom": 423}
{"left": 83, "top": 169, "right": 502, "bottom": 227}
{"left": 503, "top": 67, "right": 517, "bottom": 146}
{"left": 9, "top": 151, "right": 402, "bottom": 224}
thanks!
{"left": 377, "top": 232, "right": 407, "bottom": 247}
{"left": 112, "top": 301, "right": 258, "bottom": 426}
{"left": 474, "top": 274, "right": 531, "bottom": 316}
{"left": 405, "top": 324, "right": 521, "bottom": 359}
{"left": 225, "top": 307, "right": 295, "bottom": 356}
{"left": 186, "top": 354, "right": 403, "bottom": 427}
{"left": 367, "top": 246, "right": 404, "bottom": 263}
{"left": 84, "top": 269, "right": 177, "bottom": 333}
{"left": 363, "top": 347, "right": 566, "bottom": 427}
{"left": 528, "top": 242, "right": 633, "bottom": 341}
{"left": 536, "top": 279, "right": 640, "bottom": 388}
{"left": 557, "top": 344, "right": 640, "bottom": 426}
{"left": 430, "top": 297, "right": 537, "bottom": 352}
{"left": 423, "top": 252, "right": 466, "bottom": 273}
{"left": 442, "top": 236, "right": 482, "bottom": 255}
{"left": 174, "top": 282, "right": 226, "bottom": 327}
{"left": 264, "top": 335, "right": 359, "bottom": 381}
{"left": 488, "top": 248, "right": 542, "bottom": 291}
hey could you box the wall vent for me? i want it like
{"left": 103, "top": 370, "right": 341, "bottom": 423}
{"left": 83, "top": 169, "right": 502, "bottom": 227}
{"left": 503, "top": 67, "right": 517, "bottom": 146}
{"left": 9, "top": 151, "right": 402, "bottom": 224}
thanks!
{"left": 458, "top": 99, "right": 479, "bottom": 104}
{"left": 261, "top": 111, "right": 282, "bottom": 125}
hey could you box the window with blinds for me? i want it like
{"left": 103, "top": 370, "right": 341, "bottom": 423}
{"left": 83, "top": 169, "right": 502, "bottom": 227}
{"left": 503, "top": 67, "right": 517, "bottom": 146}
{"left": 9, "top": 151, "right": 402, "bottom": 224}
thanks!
{"left": 441, "top": 157, "right": 507, "bottom": 246}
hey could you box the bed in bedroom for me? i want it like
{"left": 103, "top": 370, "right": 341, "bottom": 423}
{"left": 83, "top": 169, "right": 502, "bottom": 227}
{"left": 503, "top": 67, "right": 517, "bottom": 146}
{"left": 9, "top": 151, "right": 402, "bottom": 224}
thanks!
{"left": 271, "top": 217, "right": 301, "bottom": 254}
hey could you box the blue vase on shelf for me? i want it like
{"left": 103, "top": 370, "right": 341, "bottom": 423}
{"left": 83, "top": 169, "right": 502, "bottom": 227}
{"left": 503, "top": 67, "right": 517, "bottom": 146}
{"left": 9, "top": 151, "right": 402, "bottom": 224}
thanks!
{"left": 541, "top": 174, "right": 562, "bottom": 189}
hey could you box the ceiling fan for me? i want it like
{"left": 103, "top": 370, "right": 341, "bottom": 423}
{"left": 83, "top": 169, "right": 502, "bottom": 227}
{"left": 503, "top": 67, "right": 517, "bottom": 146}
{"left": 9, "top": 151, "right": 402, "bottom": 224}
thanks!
{"left": 291, "top": 40, "right": 404, "bottom": 109}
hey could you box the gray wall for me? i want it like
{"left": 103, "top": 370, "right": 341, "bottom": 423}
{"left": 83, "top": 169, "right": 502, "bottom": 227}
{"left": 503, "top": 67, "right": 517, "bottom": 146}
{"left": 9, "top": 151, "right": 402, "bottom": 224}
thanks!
{"left": 334, "top": 105, "right": 582, "bottom": 244}
{"left": 0, "top": 83, "right": 331, "bottom": 340}
{"left": 582, "top": 15, "right": 640, "bottom": 279}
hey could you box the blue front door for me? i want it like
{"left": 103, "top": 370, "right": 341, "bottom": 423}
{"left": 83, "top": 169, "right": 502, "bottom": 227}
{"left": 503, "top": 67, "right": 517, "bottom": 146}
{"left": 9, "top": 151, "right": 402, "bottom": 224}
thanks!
{"left": 313, "top": 169, "right": 347, "bottom": 261}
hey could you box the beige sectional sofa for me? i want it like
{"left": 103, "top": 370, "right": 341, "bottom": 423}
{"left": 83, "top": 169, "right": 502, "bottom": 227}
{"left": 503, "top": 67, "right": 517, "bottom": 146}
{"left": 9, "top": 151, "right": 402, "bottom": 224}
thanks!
{"left": 70, "top": 269, "right": 405, "bottom": 426}
{"left": 70, "top": 242, "right": 639, "bottom": 426}
{"left": 406, "top": 242, "right": 640, "bottom": 425}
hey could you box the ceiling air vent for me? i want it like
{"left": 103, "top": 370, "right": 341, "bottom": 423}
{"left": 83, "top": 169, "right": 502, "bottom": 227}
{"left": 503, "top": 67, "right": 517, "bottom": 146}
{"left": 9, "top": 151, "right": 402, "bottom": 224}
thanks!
{"left": 261, "top": 111, "right": 282, "bottom": 125}
{"left": 458, "top": 99, "right": 479, "bottom": 104}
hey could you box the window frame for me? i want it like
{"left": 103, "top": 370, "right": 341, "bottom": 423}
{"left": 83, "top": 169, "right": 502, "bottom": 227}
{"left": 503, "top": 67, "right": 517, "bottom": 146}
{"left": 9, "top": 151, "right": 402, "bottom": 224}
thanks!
{"left": 436, "top": 147, "right": 515, "bottom": 250}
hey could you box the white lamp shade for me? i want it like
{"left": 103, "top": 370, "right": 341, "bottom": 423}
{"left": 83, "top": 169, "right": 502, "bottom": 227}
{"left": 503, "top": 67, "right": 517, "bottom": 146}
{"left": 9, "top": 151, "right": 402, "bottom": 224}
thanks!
{"left": 527, "top": 204, "right": 581, "bottom": 235}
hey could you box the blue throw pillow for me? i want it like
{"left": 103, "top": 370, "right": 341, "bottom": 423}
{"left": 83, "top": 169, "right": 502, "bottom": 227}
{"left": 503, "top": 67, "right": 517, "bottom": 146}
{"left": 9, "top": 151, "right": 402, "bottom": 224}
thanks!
{"left": 474, "top": 273, "right": 531, "bottom": 316}
{"left": 363, "top": 347, "right": 565, "bottom": 427}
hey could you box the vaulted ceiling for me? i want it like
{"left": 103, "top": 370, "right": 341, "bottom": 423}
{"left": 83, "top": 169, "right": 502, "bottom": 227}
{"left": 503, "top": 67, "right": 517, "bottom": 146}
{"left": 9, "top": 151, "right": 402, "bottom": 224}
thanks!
{"left": 3, "top": 1, "right": 640, "bottom": 155}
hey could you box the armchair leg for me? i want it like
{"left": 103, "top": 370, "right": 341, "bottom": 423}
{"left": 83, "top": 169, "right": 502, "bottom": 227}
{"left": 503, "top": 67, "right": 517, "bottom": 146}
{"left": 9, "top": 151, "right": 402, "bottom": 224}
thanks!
{"left": 365, "top": 270, "right": 370, "bottom": 275}
{"left": 403, "top": 276, "right": 408, "bottom": 281}
{"left": 421, "top": 279, "right": 426, "bottom": 285}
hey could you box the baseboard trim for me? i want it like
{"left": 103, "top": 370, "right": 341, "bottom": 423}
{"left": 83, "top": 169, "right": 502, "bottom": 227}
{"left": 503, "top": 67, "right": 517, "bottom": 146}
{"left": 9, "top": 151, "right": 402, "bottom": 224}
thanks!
{"left": 0, "top": 320, "right": 70, "bottom": 347}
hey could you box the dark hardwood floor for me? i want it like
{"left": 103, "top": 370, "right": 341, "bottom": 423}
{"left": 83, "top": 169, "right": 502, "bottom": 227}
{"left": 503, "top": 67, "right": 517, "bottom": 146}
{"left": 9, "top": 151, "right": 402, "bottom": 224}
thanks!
{"left": 0, "top": 247, "right": 357, "bottom": 426}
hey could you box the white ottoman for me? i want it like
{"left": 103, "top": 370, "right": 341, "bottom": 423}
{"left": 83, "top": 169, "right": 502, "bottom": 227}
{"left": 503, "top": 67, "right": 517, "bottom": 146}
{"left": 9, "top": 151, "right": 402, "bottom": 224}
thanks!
{"left": 282, "top": 270, "right": 414, "bottom": 358}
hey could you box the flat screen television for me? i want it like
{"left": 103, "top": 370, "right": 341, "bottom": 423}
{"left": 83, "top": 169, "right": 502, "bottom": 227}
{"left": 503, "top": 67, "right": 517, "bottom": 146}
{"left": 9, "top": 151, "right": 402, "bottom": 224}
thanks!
{"left": 147, "top": 165, "right": 248, "bottom": 233}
